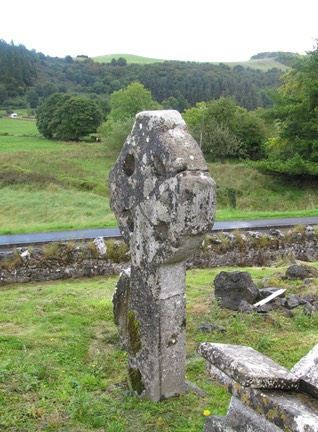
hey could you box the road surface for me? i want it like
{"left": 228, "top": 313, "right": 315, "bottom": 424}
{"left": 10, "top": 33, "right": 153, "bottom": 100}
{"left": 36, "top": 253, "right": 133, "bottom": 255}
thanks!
{"left": 0, "top": 216, "right": 317, "bottom": 248}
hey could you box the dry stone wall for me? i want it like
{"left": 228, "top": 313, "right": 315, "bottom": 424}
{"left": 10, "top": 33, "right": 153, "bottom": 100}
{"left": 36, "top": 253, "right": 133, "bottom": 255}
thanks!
{"left": 0, "top": 228, "right": 317, "bottom": 286}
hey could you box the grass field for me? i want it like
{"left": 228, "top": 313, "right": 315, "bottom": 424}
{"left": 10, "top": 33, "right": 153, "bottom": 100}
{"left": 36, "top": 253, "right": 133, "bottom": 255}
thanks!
{"left": 92, "top": 54, "right": 167, "bottom": 64}
{"left": 1, "top": 265, "right": 317, "bottom": 431}
{"left": 91, "top": 53, "right": 290, "bottom": 71}
{"left": 0, "top": 117, "right": 318, "bottom": 234}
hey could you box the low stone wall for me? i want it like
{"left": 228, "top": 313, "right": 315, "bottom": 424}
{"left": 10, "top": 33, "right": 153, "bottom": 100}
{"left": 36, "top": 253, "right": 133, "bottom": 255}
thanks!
{"left": 0, "top": 240, "right": 124, "bottom": 285}
{"left": 188, "top": 228, "right": 318, "bottom": 269}
{"left": 0, "top": 228, "right": 317, "bottom": 286}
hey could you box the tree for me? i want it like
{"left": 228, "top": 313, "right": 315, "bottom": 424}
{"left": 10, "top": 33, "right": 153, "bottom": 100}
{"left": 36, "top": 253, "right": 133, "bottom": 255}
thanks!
{"left": 36, "top": 93, "right": 70, "bottom": 139}
{"left": 103, "top": 82, "right": 161, "bottom": 148}
{"left": 183, "top": 98, "right": 268, "bottom": 160}
{"left": 0, "top": 84, "right": 8, "bottom": 105}
{"left": 107, "top": 82, "right": 160, "bottom": 124}
{"left": 27, "top": 89, "right": 39, "bottom": 108}
{"left": 254, "top": 41, "right": 318, "bottom": 176}
{"left": 36, "top": 93, "right": 103, "bottom": 141}
{"left": 203, "top": 121, "right": 243, "bottom": 162}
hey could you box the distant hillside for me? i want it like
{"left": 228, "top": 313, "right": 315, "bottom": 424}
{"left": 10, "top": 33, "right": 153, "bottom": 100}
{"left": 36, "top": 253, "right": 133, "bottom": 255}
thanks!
{"left": 93, "top": 54, "right": 166, "bottom": 64}
{"left": 214, "top": 58, "right": 291, "bottom": 72}
{"left": 0, "top": 40, "right": 290, "bottom": 112}
{"left": 92, "top": 53, "right": 295, "bottom": 71}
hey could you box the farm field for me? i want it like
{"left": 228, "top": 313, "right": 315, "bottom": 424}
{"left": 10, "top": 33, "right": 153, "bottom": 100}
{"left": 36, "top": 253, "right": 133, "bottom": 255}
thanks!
{"left": 1, "top": 265, "right": 318, "bottom": 431}
{"left": 1, "top": 117, "right": 318, "bottom": 234}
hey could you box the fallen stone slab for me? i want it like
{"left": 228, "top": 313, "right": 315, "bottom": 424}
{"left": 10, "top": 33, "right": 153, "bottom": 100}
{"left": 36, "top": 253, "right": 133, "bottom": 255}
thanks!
{"left": 204, "top": 396, "right": 283, "bottom": 432}
{"left": 230, "top": 386, "right": 318, "bottom": 432}
{"left": 198, "top": 343, "right": 299, "bottom": 390}
{"left": 291, "top": 343, "right": 318, "bottom": 399}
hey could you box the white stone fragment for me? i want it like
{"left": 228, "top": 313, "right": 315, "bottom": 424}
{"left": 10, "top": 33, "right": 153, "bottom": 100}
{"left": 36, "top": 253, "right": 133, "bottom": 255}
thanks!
{"left": 93, "top": 237, "right": 107, "bottom": 256}
{"left": 20, "top": 250, "right": 31, "bottom": 261}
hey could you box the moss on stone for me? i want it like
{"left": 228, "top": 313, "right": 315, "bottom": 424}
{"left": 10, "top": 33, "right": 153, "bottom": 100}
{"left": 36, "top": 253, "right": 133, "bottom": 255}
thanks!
{"left": 127, "top": 310, "right": 141, "bottom": 355}
{"left": 106, "top": 240, "right": 130, "bottom": 263}
{"left": 128, "top": 367, "right": 144, "bottom": 396}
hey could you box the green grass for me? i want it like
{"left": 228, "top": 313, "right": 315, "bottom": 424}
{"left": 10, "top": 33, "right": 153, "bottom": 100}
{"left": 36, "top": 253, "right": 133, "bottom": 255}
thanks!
{"left": 1, "top": 118, "right": 318, "bottom": 234}
{"left": 92, "top": 53, "right": 166, "bottom": 64}
{"left": 0, "top": 117, "right": 38, "bottom": 135}
{"left": 91, "top": 53, "right": 290, "bottom": 70}
{"left": 0, "top": 186, "right": 116, "bottom": 234}
{"left": 1, "top": 266, "right": 317, "bottom": 431}
{"left": 213, "top": 58, "right": 290, "bottom": 71}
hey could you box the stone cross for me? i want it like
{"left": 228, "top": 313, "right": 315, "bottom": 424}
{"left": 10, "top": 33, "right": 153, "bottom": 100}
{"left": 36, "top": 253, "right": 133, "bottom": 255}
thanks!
{"left": 109, "top": 110, "right": 216, "bottom": 401}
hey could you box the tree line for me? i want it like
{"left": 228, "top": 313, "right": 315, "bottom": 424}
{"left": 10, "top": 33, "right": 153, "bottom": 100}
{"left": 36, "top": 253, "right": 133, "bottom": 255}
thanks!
{"left": 0, "top": 39, "right": 285, "bottom": 112}
{"left": 2, "top": 39, "right": 318, "bottom": 178}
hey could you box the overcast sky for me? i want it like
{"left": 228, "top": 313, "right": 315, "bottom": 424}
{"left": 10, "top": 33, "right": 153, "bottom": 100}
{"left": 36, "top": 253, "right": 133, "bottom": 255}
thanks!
{"left": 2, "top": 0, "right": 317, "bottom": 62}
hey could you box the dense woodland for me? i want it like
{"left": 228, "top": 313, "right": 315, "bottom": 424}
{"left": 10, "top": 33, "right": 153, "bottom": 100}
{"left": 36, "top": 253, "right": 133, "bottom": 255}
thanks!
{"left": 0, "top": 39, "right": 287, "bottom": 112}
{"left": 1, "top": 39, "right": 317, "bottom": 178}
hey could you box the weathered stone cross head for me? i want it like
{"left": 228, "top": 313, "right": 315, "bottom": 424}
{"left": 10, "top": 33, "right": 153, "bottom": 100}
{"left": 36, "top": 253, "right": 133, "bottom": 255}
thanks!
{"left": 109, "top": 110, "right": 216, "bottom": 401}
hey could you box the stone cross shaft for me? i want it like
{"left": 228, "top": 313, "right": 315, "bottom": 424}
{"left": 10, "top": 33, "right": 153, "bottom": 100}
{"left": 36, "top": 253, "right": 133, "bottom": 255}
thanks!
{"left": 109, "top": 110, "right": 216, "bottom": 401}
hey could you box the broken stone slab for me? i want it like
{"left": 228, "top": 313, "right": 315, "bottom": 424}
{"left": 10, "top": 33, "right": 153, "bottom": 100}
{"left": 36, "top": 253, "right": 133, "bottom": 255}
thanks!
{"left": 214, "top": 271, "right": 259, "bottom": 310}
{"left": 205, "top": 362, "right": 238, "bottom": 388}
{"left": 204, "top": 396, "right": 283, "bottom": 432}
{"left": 203, "top": 416, "right": 236, "bottom": 432}
{"left": 205, "top": 360, "right": 318, "bottom": 431}
{"left": 200, "top": 342, "right": 318, "bottom": 431}
{"left": 291, "top": 343, "right": 318, "bottom": 399}
{"left": 230, "top": 386, "right": 318, "bottom": 432}
{"left": 198, "top": 343, "right": 299, "bottom": 390}
{"left": 226, "top": 397, "right": 283, "bottom": 431}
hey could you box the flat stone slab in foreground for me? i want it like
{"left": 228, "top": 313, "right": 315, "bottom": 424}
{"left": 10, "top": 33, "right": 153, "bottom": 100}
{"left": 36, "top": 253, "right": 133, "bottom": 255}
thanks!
{"left": 199, "top": 343, "right": 299, "bottom": 390}
{"left": 199, "top": 342, "right": 318, "bottom": 431}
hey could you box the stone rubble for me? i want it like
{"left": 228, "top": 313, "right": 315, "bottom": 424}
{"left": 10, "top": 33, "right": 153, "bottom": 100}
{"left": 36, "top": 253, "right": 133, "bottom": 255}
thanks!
{"left": 213, "top": 264, "right": 318, "bottom": 315}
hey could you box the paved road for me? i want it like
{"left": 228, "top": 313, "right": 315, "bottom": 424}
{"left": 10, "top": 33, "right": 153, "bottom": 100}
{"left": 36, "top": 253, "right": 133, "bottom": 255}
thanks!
{"left": 0, "top": 216, "right": 317, "bottom": 247}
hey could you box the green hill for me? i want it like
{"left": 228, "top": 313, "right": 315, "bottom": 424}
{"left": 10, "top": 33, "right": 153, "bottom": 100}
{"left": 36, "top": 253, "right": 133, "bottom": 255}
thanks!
{"left": 92, "top": 53, "right": 291, "bottom": 71}
{"left": 93, "top": 53, "right": 166, "bottom": 64}
{"left": 215, "top": 58, "right": 290, "bottom": 71}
